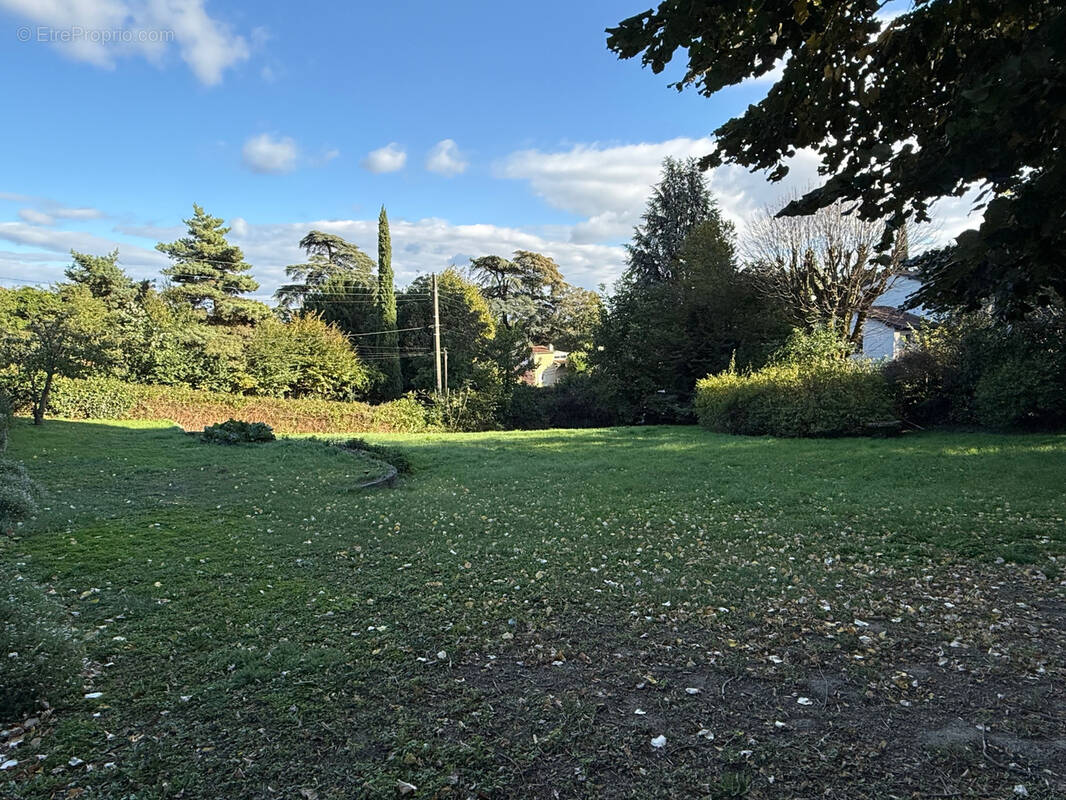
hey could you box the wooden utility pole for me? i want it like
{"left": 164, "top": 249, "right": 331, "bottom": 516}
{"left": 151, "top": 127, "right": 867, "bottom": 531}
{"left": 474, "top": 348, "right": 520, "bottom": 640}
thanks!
{"left": 432, "top": 272, "right": 442, "bottom": 394}
{"left": 443, "top": 348, "right": 449, "bottom": 396}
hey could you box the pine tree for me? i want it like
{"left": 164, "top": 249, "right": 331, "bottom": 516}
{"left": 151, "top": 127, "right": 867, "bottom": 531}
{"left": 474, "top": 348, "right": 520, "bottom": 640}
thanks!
{"left": 156, "top": 204, "right": 267, "bottom": 325}
{"left": 626, "top": 157, "right": 711, "bottom": 284}
{"left": 376, "top": 206, "right": 402, "bottom": 397}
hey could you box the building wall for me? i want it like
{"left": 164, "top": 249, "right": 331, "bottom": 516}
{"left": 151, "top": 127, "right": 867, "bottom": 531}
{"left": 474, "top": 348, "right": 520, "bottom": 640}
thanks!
{"left": 861, "top": 319, "right": 901, "bottom": 361}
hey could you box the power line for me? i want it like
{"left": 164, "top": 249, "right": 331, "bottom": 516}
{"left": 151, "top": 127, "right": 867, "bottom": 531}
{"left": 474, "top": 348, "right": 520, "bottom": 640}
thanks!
{"left": 346, "top": 325, "right": 429, "bottom": 337}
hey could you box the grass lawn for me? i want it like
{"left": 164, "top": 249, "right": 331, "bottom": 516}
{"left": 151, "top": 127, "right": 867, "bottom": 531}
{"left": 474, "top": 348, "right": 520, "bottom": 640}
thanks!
{"left": 2, "top": 419, "right": 1065, "bottom": 799}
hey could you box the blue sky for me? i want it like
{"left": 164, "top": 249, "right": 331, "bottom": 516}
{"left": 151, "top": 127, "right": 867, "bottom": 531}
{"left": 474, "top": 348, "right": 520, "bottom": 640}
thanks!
{"left": 0, "top": 0, "right": 971, "bottom": 297}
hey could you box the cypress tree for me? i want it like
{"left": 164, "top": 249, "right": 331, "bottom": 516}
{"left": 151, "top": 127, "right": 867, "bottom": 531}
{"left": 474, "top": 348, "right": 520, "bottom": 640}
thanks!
{"left": 376, "top": 206, "right": 402, "bottom": 397}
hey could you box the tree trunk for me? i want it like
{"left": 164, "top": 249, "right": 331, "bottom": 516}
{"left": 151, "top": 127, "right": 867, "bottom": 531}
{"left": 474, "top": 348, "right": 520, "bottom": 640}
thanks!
{"left": 33, "top": 370, "right": 54, "bottom": 425}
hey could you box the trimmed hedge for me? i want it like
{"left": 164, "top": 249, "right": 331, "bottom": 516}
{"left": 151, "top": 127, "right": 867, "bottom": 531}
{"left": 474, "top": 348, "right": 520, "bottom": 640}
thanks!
{"left": 694, "top": 361, "right": 893, "bottom": 437}
{"left": 41, "top": 376, "right": 434, "bottom": 434}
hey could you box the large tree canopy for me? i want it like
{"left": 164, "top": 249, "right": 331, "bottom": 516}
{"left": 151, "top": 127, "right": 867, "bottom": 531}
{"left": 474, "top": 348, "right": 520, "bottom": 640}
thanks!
{"left": 275, "top": 231, "right": 375, "bottom": 310}
{"left": 607, "top": 0, "right": 1066, "bottom": 315}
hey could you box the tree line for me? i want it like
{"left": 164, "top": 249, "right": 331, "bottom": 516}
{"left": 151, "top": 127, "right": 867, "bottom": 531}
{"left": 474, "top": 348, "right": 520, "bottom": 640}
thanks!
{"left": 3, "top": 153, "right": 1063, "bottom": 430}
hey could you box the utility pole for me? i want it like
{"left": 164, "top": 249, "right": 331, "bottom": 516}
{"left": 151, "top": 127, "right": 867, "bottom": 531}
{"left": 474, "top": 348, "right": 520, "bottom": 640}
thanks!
{"left": 443, "top": 348, "right": 449, "bottom": 396}
{"left": 432, "top": 272, "right": 442, "bottom": 394}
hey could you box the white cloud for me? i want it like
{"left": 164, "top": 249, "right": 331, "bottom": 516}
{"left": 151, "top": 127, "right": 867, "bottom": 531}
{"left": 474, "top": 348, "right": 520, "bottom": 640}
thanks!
{"left": 498, "top": 136, "right": 824, "bottom": 243}
{"left": 361, "top": 143, "right": 407, "bottom": 174}
{"left": 425, "top": 139, "right": 468, "bottom": 177}
{"left": 0, "top": 220, "right": 170, "bottom": 277}
{"left": 222, "top": 216, "right": 624, "bottom": 299}
{"left": 241, "top": 133, "right": 299, "bottom": 174}
{"left": 18, "top": 208, "right": 55, "bottom": 225}
{"left": 1, "top": 0, "right": 251, "bottom": 85}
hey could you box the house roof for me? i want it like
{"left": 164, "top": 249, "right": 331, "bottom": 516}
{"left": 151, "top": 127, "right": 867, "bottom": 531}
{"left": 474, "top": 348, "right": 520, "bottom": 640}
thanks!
{"left": 531, "top": 345, "right": 552, "bottom": 354}
{"left": 867, "top": 305, "right": 926, "bottom": 331}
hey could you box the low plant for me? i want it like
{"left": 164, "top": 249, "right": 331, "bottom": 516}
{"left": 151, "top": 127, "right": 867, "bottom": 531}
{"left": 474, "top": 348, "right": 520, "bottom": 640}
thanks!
{"left": 695, "top": 360, "right": 892, "bottom": 437}
{"left": 201, "top": 419, "right": 276, "bottom": 445}
{"left": 1, "top": 574, "right": 85, "bottom": 719}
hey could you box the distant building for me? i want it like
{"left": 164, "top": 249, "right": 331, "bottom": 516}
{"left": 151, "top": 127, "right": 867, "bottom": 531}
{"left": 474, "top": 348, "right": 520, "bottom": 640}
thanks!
{"left": 856, "top": 273, "right": 932, "bottom": 361}
{"left": 520, "top": 344, "right": 569, "bottom": 387}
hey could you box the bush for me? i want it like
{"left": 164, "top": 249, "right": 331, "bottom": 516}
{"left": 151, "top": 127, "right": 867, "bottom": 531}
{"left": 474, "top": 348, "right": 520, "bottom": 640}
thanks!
{"left": 38, "top": 377, "right": 435, "bottom": 434}
{"left": 341, "top": 438, "right": 413, "bottom": 474}
{"left": 0, "top": 459, "right": 43, "bottom": 532}
{"left": 201, "top": 419, "right": 276, "bottom": 445}
{"left": 695, "top": 361, "right": 893, "bottom": 437}
{"left": 46, "top": 375, "right": 139, "bottom": 419}
{"left": 1, "top": 574, "right": 84, "bottom": 719}
{"left": 886, "top": 313, "right": 1066, "bottom": 430}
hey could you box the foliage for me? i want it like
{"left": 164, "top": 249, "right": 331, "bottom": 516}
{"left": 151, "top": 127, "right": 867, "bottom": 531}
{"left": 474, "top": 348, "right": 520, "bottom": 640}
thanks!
{"left": 157, "top": 204, "right": 269, "bottom": 326}
{"left": 39, "top": 376, "right": 435, "bottom": 434}
{"left": 607, "top": 1, "right": 1066, "bottom": 316}
{"left": 0, "top": 458, "right": 44, "bottom": 532}
{"left": 0, "top": 573, "right": 84, "bottom": 720}
{"left": 341, "top": 437, "right": 413, "bottom": 474}
{"left": 595, "top": 164, "right": 793, "bottom": 413}
{"left": 744, "top": 200, "right": 912, "bottom": 341}
{"left": 772, "top": 325, "right": 855, "bottom": 367}
{"left": 275, "top": 231, "right": 375, "bottom": 311}
{"left": 398, "top": 268, "right": 496, "bottom": 392}
{"left": 64, "top": 248, "right": 139, "bottom": 310}
{"left": 695, "top": 359, "right": 892, "bottom": 437}
{"left": 886, "top": 312, "right": 1066, "bottom": 430}
{"left": 201, "top": 419, "right": 276, "bottom": 445}
{"left": 375, "top": 206, "right": 403, "bottom": 398}
{"left": 0, "top": 285, "right": 118, "bottom": 424}
{"left": 245, "top": 315, "right": 368, "bottom": 400}
{"left": 627, "top": 156, "right": 712, "bottom": 284}
{"left": 469, "top": 251, "right": 597, "bottom": 351}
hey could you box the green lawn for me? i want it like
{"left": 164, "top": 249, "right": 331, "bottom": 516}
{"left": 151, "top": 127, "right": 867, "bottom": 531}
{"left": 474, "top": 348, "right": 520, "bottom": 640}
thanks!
{"left": 3, "top": 420, "right": 1065, "bottom": 798}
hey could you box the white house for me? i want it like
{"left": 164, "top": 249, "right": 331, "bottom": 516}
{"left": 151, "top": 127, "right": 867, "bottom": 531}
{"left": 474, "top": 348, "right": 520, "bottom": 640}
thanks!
{"left": 856, "top": 274, "right": 932, "bottom": 361}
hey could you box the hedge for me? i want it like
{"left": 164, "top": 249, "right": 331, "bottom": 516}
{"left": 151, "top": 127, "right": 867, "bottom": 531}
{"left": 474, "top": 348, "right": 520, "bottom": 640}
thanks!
{"left": 41, "top": 376, "right": 434, "bottom": 434}
{"left": 694, "top": 361, "right": 893, "bottom": 437}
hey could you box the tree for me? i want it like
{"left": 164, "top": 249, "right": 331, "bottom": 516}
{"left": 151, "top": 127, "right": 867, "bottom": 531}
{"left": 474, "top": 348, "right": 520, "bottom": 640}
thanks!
{"left": 743, "top": 199, "right": 912, "bottom": 343}
{"left": 245, "top": 314, "right": 368, "bottom": 400}
{"left": 470, "top": 250, "right": 565, "bottom": 332}
{"left": 544, "top": 284, "right": 601, "bottom": 352}
{"left": 65, "top": 249, "right": 138, "bottom": 309}
{"left": 397, "top": 268, "right": 496, "bottom": 391}
{"left": 0, "top": 287, "right": 115, "bottom": 424}
{"left": 157, "top": 204, "right": 268, "bottom": 325}
{"left": 595, "top": 163, "right": 792, "bottom": 413}
{"left": 627, "top": 157, "right": 712, "bottom": 284}
{"left": 375, "top": 206, "right": 402, "bottom": 398}
{"left": 607, "top": 1, "right": 1066, "bottom": 315}
{"left": 275, "top": 231, "right": 376, "bottom": 311}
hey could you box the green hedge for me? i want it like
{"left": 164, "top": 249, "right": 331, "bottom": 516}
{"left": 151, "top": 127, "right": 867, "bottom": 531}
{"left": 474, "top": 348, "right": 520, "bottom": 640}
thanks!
{"left": 694, "top": 361, "right": 893, "bottom": 437}
{"left": 40, "top": 376, "right": 434, "bottom": 434}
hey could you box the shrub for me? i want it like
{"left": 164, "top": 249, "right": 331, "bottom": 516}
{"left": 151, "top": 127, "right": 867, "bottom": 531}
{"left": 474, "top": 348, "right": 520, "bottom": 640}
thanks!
{"left": 0, "top": 458, "right": 43, "bottom": 532}
{"left": 341, "top": 438, "right": 412, "bottom": 474}
{"left": 886, "top": 313, "right": 1066, "bottom": 430}
{"left": 695, "top": 360, "right": 892, "bottom": 437}
{"left": 201, "top": 419, "right": 276, "bottom": 445}
{"left": 39, "top": 377, "right": 435, "bottom": 434}
{"left": 1, "top": 574, "right": 84, "bottom": 719}
{"left": 46, "top": 375, "right": 139, "bottom": 419}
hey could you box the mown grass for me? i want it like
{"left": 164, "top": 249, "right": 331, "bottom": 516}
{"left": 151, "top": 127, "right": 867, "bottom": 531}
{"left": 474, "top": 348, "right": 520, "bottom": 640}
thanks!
{"left": 2, "top": 420, "right": 1065, "bottom": 798}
